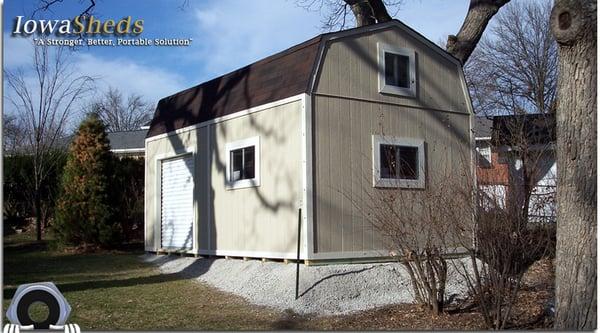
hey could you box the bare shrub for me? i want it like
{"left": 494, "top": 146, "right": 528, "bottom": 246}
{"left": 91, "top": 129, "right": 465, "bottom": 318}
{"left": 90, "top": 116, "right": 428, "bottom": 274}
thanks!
{"left": 452, "top": 183, "right": 555, "bottom": 329}
{"left": 345, "top": 141, "right": 473, "bottom": 315}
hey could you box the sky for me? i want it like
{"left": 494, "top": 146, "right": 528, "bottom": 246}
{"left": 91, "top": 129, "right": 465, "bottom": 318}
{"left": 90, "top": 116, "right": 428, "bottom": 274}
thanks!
{"left": 3, "top": 0, "right": 471, "bottom": 116}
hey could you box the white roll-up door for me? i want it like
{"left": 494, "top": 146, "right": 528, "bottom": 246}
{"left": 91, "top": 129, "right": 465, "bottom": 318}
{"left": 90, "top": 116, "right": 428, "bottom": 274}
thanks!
{"left": 161, "top": 155, "right": 194, "bottom": 250}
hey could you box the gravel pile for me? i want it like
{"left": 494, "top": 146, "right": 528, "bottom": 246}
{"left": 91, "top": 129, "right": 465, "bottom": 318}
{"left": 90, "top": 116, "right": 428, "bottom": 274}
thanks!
{"left": 142, "top": 254, "right": 471, "bottom": 316}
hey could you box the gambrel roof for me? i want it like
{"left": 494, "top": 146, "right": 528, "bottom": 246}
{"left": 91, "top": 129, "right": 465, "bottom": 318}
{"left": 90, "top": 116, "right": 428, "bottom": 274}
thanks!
{"left": 147, "top": 20, "right": 465, "bottom": 138}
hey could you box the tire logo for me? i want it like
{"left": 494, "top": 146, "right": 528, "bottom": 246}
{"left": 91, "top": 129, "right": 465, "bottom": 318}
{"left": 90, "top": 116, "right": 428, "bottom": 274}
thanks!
{"left": 5, "top": 282, "right": 79, "bottom": 332}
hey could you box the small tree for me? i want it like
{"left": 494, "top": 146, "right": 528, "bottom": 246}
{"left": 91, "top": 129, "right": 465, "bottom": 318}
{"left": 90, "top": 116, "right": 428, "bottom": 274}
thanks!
{"left": 54, "top": 113, "right": 121, "bottom": 247}
{"left": 4, "top": 44, "right": 94, "bottom": 241}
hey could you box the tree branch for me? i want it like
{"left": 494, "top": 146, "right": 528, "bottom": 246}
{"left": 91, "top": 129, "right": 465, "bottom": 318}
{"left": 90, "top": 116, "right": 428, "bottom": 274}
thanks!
{"left": 447, "top": 0, "right": 511, "bottom": 64}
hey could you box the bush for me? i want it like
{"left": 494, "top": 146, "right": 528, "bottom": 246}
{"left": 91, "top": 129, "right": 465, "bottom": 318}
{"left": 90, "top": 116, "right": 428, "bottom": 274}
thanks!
{"left": 3, "top": 152, "right": 66, "bottom": 233}
{"left": 54, "top": 114, "right": 121, "bottom": 247}
{"left": 3, "top": 155, "right": 32, "bottom": 232}
{"left": 111, "top": 157, "right": 144, "bottom": 242}
{"left": 465, "top": 207, "right": 556, "bottom": 329}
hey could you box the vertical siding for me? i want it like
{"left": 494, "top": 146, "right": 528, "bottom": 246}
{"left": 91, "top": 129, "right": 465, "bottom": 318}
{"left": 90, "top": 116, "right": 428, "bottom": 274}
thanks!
{"left": 145, "top": 129, "right": 200, "bottom": 251}
{"left": 145, "top": 100, "right": 303, "bottom": 256}
{"left": 313, "top": 97, "right": 471, "bottom": 255}
{"left": 209, "top": 101, "right": 303, "bottom": 254}
{"left": 312, "top": 26, "right": 472, "bottom": 256}
{"left": 315, "top": 28, "right": 468, "bottom": 113}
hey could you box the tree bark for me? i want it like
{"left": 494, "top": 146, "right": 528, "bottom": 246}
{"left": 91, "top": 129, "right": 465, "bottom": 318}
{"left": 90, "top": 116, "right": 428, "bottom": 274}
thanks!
{"left": 446, "top": 0, "right": 511, "bottom": 64}
{"left": 551, "top": 0, "right": 597, "bottom": 329}
{"left": 344, "top": 0, "right": 392, "bottom": 27}
{"left": 368, "top": 0, "right": 392, "bottom": 23}
{"left": 345, "top": 0, "right": 375, "bottom": 26}
{"left": 35, "top": 190, "right": 42, "bottom": 241}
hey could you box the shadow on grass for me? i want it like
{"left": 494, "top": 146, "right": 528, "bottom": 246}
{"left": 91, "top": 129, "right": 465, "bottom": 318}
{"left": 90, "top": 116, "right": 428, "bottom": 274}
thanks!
{"left": 4, "top": 236, "right": 215, "bottom": 300}
{"left": 4, "top": 256, "right": 214, "bottom": 299}
{"left": 3, "top": 240, "right": 49, "bottom": 253}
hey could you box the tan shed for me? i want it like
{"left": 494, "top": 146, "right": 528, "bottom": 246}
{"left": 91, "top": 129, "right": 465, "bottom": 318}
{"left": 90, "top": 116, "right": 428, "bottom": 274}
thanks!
{"left": 145, "top": 20, "right": 475, "bottom": 262}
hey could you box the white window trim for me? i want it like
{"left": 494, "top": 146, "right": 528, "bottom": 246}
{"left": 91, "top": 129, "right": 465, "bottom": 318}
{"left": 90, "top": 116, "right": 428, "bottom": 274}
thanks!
{"left": 225, "top": 136, "right": 260, "bottom": 190}
{"left": 377, "top": 43, "right": 417, "bottom": 98}
{"left": 372, "top": 135, "right": 425, "bottom": 189}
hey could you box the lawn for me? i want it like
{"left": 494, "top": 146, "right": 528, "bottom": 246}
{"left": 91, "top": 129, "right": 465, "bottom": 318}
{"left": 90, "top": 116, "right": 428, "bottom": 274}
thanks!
{"left": 3, "top": 230, "right": 554, "bottom": 330}
{"left": 3, "top": 231, "right": 283, "bottom": 330}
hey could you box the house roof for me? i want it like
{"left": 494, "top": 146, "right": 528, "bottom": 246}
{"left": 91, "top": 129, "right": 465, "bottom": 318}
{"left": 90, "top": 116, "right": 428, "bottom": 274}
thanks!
{"left": 474, "top": 116, "right": 493, "bottom": 138}
{"left": 147, "top": 20, "right": 463, "bottom": 139}
{"left": 492, "top": 113, "right": 556, "bottom": 146}
{"left": 107, "top": 129, "right": 148, "bottom": 151}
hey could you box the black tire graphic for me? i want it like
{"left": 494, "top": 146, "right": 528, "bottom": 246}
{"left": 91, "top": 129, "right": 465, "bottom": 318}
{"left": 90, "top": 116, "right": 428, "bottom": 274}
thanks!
{"left": 15, "top": 289, "right": 61, "bottom": 329}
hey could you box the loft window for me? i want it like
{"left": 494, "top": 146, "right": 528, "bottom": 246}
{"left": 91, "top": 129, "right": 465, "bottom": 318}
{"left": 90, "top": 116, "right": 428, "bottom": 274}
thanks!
{"left": 372, "top": 135, "right": 425, "bottom": 188}
{"left": 378, "top": 43, "right": 416, "bottom": 97}
{"left": 384, "top": 53, "right": 410, "bottom": 88}
{"left": 225, "top": 136, "right": 260, "bottom": 189}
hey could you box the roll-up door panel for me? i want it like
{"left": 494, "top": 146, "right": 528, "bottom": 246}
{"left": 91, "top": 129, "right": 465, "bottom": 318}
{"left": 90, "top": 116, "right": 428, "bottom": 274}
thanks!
{"left": 161, "top": 155, "right": 194, "bottom": 250}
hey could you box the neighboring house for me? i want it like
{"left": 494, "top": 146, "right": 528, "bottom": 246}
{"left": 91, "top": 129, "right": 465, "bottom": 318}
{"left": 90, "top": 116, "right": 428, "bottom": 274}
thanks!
{"left": 475, "top": 114, "right": 556, "bottom": 223}
{"left": 144, "top": 20, "right": 474, "bottom": 261}
{"left": 475, "top": 117, "right": 510, "bottom": 208}
{"left": 107, "top": 127, "right": 148, "bottom": 159}
{"left": 56, "top": 125, "right": 148, "bottom": 159}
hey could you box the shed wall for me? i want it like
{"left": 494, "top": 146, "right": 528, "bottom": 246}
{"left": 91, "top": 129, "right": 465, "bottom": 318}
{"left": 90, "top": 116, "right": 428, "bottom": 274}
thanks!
{"left": 311, "top": 27, "right": 473, "bottom": 258}
{"left": 145, "top": 100, "right": 304, "bottom": 257}
{"left": 315, "top": 27, "right": 469, "bottom": 114}
{"left": 312, "top": 96, "right": 472, "bottom": 256}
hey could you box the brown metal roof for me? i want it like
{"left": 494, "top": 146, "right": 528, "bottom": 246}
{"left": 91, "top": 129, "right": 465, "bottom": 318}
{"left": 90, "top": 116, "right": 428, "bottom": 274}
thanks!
{"left": 146, "top": 36, "right": 322, "bottom": 138}
{"left": 146, "top": 20, "right": 463, "bottom": 138}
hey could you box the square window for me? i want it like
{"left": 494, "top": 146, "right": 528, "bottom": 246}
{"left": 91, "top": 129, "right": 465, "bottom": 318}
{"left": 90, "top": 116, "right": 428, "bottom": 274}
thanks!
{"left": 226, "top": 137, "right": 260, "bottom": 189}
{"left": 230, "top": 146, "right": 256, "bottom": 181}
{"left": 378, "top": 43, "right": 416, "bottom": 97}
{"left": 372, "top": 135, "right": 425, "bottom": 188}
{"left": 384, "top": 52, "right": 410, "bottom": 88}
{"left": 380, "top": 144, "right": 419, "bottom": 180}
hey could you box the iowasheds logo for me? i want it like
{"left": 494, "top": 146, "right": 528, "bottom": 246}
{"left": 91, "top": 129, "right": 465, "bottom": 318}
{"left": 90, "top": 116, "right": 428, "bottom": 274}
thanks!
{"left": 12, "top": 15, "right": 192, "bottom": 47}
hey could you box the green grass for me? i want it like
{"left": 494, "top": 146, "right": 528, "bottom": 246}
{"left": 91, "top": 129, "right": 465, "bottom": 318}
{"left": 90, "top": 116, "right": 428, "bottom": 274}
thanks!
{"left": 3, "top": 231, "right": 286, "bottom": 330}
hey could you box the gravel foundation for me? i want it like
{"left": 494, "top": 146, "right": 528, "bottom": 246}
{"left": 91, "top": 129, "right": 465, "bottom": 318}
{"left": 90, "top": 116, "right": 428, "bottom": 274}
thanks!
{"left": 142, "top": 254, "right": 471, "bottom": 316}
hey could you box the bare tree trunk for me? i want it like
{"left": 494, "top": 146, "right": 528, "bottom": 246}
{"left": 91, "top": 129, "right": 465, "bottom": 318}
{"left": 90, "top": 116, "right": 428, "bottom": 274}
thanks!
{"left": 368, "top": 0, "right": 392, "bottom": 23}
{"left": 551, "top": 0, "right": 597, "bottom": 329}
{"left": 35, "top": 190, "right": 42, "bottom": 241}
{"left": 345, "top": 0, "right": 376, "bottom": 26}
{"left": 446, "top": 0, "right": 511, "bottom": 63}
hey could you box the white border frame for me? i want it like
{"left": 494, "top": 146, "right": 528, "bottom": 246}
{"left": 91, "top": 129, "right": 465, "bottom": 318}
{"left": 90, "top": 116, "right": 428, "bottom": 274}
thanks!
{"left": 155, "top": 147, "right": 197, "bottom": 252}
{"left": 372, "top": 135, "right": 425, "bottom": 189}
{"left": 225, "top": 136, "right": 261, "bottom": 190}
{"left": 377, "top": 42, "right": 416, "bottom": 97}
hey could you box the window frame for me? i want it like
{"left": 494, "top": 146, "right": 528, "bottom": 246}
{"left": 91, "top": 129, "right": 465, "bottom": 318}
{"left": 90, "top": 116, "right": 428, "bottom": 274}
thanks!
{"left": 372, "top": 135, "right": 425, "bottom": 188}
{"left": 225, "top": 136, "right": 260, "bottom": 190}
{"left": 377, "top": 43, "right": 417, "bottom": 97}
{"left": 478, "top": 146, "right": 492, "bottom": 165}
{"left": 476, "top": 140, "right": 493, "bottom": 168}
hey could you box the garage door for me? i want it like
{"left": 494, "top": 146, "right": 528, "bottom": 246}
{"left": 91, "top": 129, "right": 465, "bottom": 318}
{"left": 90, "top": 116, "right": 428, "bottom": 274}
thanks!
{"left": 161, "top": 155, "right": 194, "bottom": 250}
